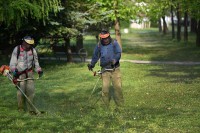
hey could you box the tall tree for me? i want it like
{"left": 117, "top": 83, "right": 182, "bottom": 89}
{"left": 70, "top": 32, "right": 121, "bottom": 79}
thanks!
{"left": 188, "top": 0, "right": 200, "bottom": 46}
{"left": 0, "top": 0, "right": 60, "bottom": 56}
{"left": 183, "top": 11, "right": 188, "bottom": 42}
{"left": 171, "top": 0, "right": 175, "bottom": 39}
{"left": 180, "top": 0, "right": 190, "bottom": 43}
{"left": 176, "top": 2, "right": 181, "bottom": 42}
{"left": 93, "top": 0, "right": 139, "bottom": 49}
{"left": 0, "top": 0, "right": 60, "bottom": 29}
{"left": 162, "top": 16, "right": 168, "bottom": 34}
{"left": 190, "top": 18, "right": 197, "bottom": 33}
{"left": 175, "top": 0, "right": 200, "bottom": 45}
{"left": 146, "top": 0, "right": 171, "bottom": 35}
{"left": 46, "top": 0, "right": 105, "bottom": 62}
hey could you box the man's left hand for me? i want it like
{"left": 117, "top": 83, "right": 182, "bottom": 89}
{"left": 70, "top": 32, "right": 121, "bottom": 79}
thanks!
{"left": 38, "top": 71, "right": 43, "bottom": 78}
{"left": 110, "top": 59, "right": 116, "bottom": 68}
{"left": 13, "top": 69, "right": 19, "bottom": 78}
{"left": 111, "top": 59, "right": 116, "bottom": 65}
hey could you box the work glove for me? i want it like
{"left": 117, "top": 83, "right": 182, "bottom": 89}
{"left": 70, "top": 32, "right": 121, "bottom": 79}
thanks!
{"left": 13, "top": 78, "right": 18, "bottom": 85}
{"left": 111, "top": 59, "right": 116, "bottom": 65}
{"left": 87, "top": 64, "right": 94, "bottom": 71}
{"left": 13, "top": 69, "right": 19, "bottom": 78}
{"left": 38, "top": 71, "right": 43, "bottom": 78}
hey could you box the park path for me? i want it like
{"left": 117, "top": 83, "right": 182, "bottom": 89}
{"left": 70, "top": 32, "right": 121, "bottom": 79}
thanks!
{"left": 85, "top": 59, "right": 200, "bottom": 65}
{"left": 39, "top": 57, "right": 200, "bottom": 65}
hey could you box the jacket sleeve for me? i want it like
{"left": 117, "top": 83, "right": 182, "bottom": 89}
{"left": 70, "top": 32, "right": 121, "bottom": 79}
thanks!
{"left": 113, "top": 40, "right": 121, "bottom": 62}
{"left": 33, "top": 48, "right": 42, "bottom": 72}
{"left": 9, "top": 47, "right": 18, "bottom": 72}
{"left": 91, "top": 45, "right": 100, "bottom": 67}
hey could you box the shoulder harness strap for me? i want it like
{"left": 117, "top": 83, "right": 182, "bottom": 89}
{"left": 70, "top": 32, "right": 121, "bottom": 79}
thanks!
{"left": 98, "top": 39, "right": 115, "bottom": 47}
{"left": 17, "top": 45, "right": 35, "bottom": 68}
{"left": 17, "top": 45, "right": 20, "bottom": 60}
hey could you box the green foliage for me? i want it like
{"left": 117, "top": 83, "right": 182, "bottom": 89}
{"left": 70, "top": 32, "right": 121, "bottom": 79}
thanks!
{"left": 144, "top": 0, "right": 172, "bottom": 22}
{"left": 0, "top": 0, "right": 60, "bottom": 29}
{"left": 142, "top": 0, "right": 200, "bottom": 22}
{"left": 45, "top": 0, "right": 97, "bottom": 38}
{"left": 188, "top": 0, "right": 200, "bottom": 19}
{"left": 96, "top": 0, "right": 138, "bottom": 21}
{"left": 120, "top": 20, "right": 130, "bottom": 28}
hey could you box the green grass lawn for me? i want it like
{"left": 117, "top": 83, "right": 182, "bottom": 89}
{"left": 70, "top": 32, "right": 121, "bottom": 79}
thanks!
{"left": 1, "top": 28, "right": 200, "bottom": 132}
{"left": 121, "top": 29, "right": 200, "bottom": 62}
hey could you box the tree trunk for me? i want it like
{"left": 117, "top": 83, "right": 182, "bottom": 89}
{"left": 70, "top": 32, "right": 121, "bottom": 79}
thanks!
{"left": 162, "top": 16, "right": 168, "bottom": 34}
{"left": 158, "top": 18, "right": 162, "bottom": 32}
{"left": 64, "top": 37, "right": 73, "bottom": 62}
{"left": 190, "top": 18, "right": 197, "bottom": 33}
{"left": 176, "top": 3, "right": 181, "bottom": 42}
{"left": 76, "top": 34, "right": 83, "bottom": 52}
{"left": 114, "top": 0, "right": 122, "bottom": 50}
{"left": 183, "top": 11, "right": 188, "bottom": 43}
{"left": 196, "top": 20, "right": 200, "bottom": 47}
{"left": 95, "top": 35, "right": 99, "bottom": 43}
{"left": 171, "top": 4, "right": 175, "bottom": 39}
{"left": 114, "top": 18, "right": 122, "bottom": 50}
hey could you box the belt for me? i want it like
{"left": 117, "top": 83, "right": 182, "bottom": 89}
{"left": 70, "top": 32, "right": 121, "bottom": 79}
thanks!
{"left": 18, "top": 68, "right": 33, "bottom": 78}
{"left": 102, "top": 64, "right": 119, "bottom": 69}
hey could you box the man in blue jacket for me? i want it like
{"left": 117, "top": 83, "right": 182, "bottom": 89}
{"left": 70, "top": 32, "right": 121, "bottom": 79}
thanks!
{"left": 88, "top": 30, "right": 124, "bottom": 109}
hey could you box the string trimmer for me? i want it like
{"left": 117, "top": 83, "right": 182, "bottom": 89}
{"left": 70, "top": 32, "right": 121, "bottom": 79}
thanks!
{"left": 81, "top": 68, "right": 116, "bottom": 111}
{"left": 0, "top": 65, "right": 43, "bottom": 115}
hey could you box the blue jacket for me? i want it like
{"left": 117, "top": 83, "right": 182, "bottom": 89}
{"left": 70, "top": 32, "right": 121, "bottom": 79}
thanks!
{"left": 91, "top": 40, "right": 121, "bottom": 69}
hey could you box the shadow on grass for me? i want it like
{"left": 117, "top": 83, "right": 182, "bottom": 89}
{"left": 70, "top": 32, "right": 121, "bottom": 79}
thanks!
{"left": 147, "top": 65, "right": 200, "bottom": 84}
{"left": 122, "top": 29, "right": 200, "bottom": 62}
{"left": 32, "top": 89, "right": 185, "bottom": 132}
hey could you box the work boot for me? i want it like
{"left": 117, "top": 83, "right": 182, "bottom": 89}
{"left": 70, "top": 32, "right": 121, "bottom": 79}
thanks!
{"left": 18, "top": 108, "right": 25, "bottom": 113}
{"left": 114, "top": 106, "right": 124, "bottom": 113}
{"left": 101, "top": 91, "right": 110, "bottom": 107}
{"left": 29, "top": 111, "right": 37, "bottom": 115}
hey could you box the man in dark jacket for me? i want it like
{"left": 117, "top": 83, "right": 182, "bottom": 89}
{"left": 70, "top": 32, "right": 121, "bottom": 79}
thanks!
{"left": 88, "top": 30, "right": 124, "bottom": 109}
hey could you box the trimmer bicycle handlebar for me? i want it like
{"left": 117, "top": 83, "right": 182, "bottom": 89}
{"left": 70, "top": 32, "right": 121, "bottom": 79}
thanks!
{"left": 97, "top": 68, "right": 115, "bottom": 74}
{"left": 89, "top": 65, "right": 115, "bottom": 76}
{"left": 17, "top": 77, "right": 39, "bottom": 82}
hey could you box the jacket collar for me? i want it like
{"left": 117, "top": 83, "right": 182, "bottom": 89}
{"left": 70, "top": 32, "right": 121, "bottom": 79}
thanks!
{"left": 20, "top": 45, "right": 25, "bottom": 52}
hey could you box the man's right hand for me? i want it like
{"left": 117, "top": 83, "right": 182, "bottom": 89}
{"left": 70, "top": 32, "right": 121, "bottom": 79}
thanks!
{"left": 38, "top": 71, "right": 43, "bottom": 78}
{"left": 87, "top": 64, "right": 94, "bottom": 71}
{"left": 13, "top": 78, "right": 18, "bottom": 85}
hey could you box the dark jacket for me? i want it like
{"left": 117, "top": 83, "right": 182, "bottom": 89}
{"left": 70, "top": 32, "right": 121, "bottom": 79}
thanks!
{"left": 91, "top": 40, "right": 121, "bottom": 69}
